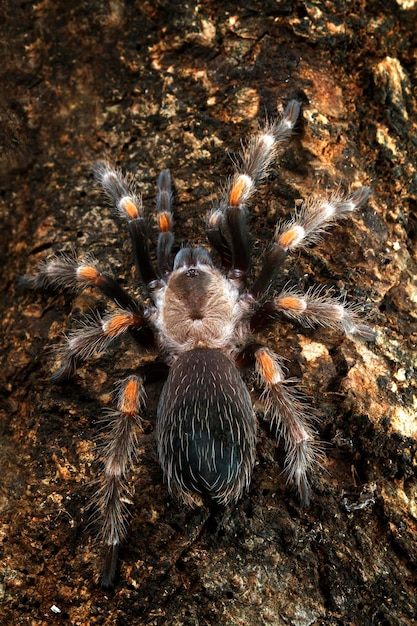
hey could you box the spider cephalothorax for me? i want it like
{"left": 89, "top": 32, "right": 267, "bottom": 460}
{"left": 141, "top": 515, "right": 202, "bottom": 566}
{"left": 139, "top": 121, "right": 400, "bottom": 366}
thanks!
{"left": 25, "top": 100, "right": 375, "bottom": 587}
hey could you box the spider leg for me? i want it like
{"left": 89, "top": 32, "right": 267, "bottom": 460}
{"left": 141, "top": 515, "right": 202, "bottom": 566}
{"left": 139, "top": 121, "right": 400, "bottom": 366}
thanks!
{"left": 250, "top": 286, "right": 376, "bottom": 340}
{"left": 210, "top": 100, "right": 300, "bottom": 282}
{"left": 93, "top": 375, "right": 145, "bottom": 589}
{"left": 249, "top": 187, "right": 372, "bottom": 299}
{"left": 23, "top": 254, "right": 156, "bottom": 376}
{"left": 206, "top": 209, "right": 233, "bottom": 272}
{"left": 52, "top": 309, "right": 148, "bottom": 381}
{"left": 94, "top": 163, "right": 164, "bottom": 295}
{"left": 238, "top": 343, "right": 320, "bottom": 505}
{"left": 275, "top": 186, "right": 371, "bottom": 249}
{"left": 248, "top": 243, "right": 287, "bottom": 299}
{"left": 23, "top": 253, "right": 142, "bottom": 313}
{"left": 155, "top": 169, "right": 174, "bottom": 278}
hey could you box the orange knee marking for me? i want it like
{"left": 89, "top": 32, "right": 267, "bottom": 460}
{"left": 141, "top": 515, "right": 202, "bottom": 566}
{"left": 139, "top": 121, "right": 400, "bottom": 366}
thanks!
{"left": 256, "top": 350, "right": 276, "bottom": 383}
{"left": 277, "top": 225, "right": 304, "bottom": 249}
{"left": 278, "top": 296, "right": 306, "bottom": 312}
{"left": 158, "top": 212, "right": 171, "bottom": 232}
{"left": 78, "top": 265, "right": 100, "bottom": 283}
{"left": 104, "top": 313, "right": 134, "bottom": 336}
{"left": 120, "top": 379, "right": 140, "bottom": 416}
{"left": 229, "top": 175, "right": 251, "bottom": 207}
{"left": 121, "top": 197, "right": 140, "bottom": 219}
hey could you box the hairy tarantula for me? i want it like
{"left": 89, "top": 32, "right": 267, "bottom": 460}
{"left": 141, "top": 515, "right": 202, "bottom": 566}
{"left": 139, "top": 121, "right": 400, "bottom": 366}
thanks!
{"left": 25, "top": 100, "right": 375, "bottom": 588}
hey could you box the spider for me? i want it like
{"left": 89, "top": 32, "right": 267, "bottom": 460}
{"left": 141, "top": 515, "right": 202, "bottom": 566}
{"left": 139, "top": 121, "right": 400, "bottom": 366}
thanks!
{"left": 24, "top": 100, "right": 375, "bottom": 588}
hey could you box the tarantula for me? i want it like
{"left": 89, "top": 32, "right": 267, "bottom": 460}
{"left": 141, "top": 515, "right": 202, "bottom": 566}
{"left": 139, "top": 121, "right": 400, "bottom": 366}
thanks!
{"left": 25, "top": 100, "right": 375, "bottom": 587}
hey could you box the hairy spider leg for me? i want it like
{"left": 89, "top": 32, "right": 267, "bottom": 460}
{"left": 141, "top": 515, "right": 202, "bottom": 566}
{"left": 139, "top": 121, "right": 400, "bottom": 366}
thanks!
{"left": 249, "top": 187, "right": 375, "bottom": 340}
{"left": 207, "top": 100, "right": 300, "bottom": 283}
{"left": 53, "top": 309, "right": 148, "bottom": 381}
{"left": 206, "top": 208, "right": 234, "bottom": 273}
{"left": 250, "top": 286, "right": 376, "bottom": 340}
{"left": 22, "top": 253, "right": 141, "bottom": 313}
{"left": 22, "top": 254, "right": 154, "bottom": 379}
{"left": 250, "top": 188, "right": 372, "bottom": 301}
{"left": 237, "top": 343, "right": 321, "bottom": 505}
{"left": 93, "top": 375, "right": 145, "bottom": 589}
{"left": 155, "top": 169, "right": 175, "bottom": 278}
{"left": 94, "top": 163, "right": 164, "bottom": 295}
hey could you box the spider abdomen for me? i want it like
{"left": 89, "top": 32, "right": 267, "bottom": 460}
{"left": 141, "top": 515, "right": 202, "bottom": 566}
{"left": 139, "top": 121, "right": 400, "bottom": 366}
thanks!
{"left": 157, "top": 348, "right": 256, "bottom": 506}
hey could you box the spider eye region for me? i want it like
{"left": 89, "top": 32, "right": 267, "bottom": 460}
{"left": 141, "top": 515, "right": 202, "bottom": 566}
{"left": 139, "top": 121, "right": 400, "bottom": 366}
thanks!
{"left": 169, "top": 266, "right": 213, "bottom": 310}
{"left": 185, "top": 268, "right": 199, "bottom": 278}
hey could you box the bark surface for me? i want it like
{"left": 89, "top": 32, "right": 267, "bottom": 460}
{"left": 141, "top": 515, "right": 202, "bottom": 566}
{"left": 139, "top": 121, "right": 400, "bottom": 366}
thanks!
{"left": 1, "top": 1, "right": 416, "bottom": 624}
